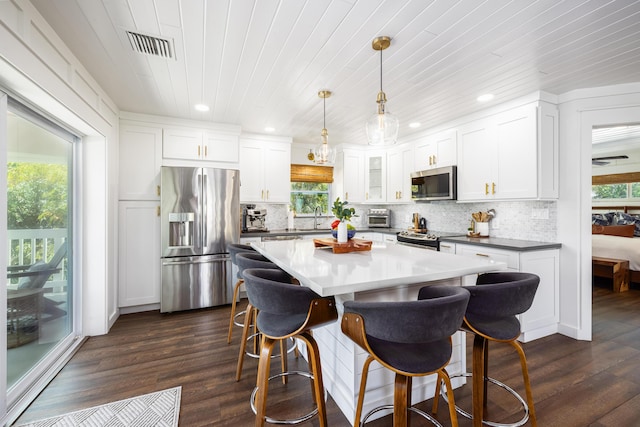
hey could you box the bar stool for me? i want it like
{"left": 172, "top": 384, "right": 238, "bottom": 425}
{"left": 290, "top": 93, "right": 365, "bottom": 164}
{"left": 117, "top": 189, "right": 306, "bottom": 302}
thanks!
{"left": 439, "top": 272, "right": 539, "bottom": 427}
{"left": 243, "top": 267, "right": 338, "bottom": 427}
{"left": 341, "top": 285, "right": 470, "bottom": 427}
{"left": 227, "top": 243, "right": 256, "bottom": 344}
{"left": 234, "top": 252, "right": 290, "bottom": 381}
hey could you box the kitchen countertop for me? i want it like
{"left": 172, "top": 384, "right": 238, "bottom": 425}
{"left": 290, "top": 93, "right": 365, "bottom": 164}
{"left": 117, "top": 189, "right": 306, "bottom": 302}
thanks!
{"left": 241, "top": 227, "right": 404, "bottom": 238}
{"left": 441, "top": 235, "right": 561, "bottom": 251}
{"left": 251, "top": 238, "right": 505, "bottom": 297}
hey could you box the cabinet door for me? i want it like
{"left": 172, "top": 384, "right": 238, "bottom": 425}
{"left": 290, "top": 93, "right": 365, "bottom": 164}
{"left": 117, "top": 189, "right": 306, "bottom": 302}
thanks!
{"left": 118, "top": 201, "right": 161, "bottom": 307}
{"left": 433, "top": 129, "right": 457, "bottom": 167}
{"left": 518, "top": 249, "right": 559, "bottom": 341}
{"left": 387, "top": 145, "right": 413, "bottom": 202}
{"left": 119, "top": 124, "right": 162, "bottom": 200}
{"left": 163, "top": 128, "right": 203, "bottom": 160}
{"left": 439, "top": 242, "right": 456, "bottom": 254}
{"left": 263, "top": 143, "right": 291, "bottom": 203}
{"left": 341, "top": 150, "right": 364, "bottom": 203}
{"left": 457, "top": 121, "right": 494, "bottom": 201}
{"left": 239, "top": 141, "right": 265, "bottom": 202}
{"left": 203, "top": 132, "right": 239, "bottom": 163}
{"left": 414, "top": 140, "right": 436, "bottom": 172}
{"left": 494, "top": 105, "right": 537, "bottom": 199}
{"left": 365, "top": 152, "right": 386, "bottom": 202}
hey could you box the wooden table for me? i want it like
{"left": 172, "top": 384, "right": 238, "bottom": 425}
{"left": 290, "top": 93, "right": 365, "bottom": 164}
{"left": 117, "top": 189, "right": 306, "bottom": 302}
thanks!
{"left": 252, "top": 239, "right": 506, "bottom": 425}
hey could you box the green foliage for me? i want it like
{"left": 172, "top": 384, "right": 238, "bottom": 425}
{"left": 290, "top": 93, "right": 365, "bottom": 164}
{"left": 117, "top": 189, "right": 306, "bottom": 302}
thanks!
{"left": 592, "top": 184, "right": 626, "bottom": 199}
{"left": 331, "top": 197, "right": 355, "bottom": 222}
{"left": 290, "top": 182, "right": 330, "bottom": 214}
{"left": 7, "top": 162, "right": 68, "bottom": 229}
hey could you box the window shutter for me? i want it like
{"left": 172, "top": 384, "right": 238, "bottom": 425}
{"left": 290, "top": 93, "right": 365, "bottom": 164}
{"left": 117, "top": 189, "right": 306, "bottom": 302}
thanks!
{"left": 592, "top": 172, "right": 640, "bottom": 185}
{"left": 290, "top": 164, "right": 334, "bottom": 183}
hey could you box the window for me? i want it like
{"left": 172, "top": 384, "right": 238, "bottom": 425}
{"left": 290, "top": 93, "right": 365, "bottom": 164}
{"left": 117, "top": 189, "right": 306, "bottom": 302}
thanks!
{"left": 291, "top": 182, "right": 331, "bottom": 215}
{"left": 592, "top": 173, "right": 640, "bottom": 201}
{"left": 592, "top": 183, "right": 628, "bottom": 199}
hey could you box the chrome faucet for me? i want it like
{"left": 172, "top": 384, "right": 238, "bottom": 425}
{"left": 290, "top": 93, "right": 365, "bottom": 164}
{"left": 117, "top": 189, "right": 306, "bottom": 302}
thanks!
{"left": 314, "top": 206, "right": 322, "bottom": 229}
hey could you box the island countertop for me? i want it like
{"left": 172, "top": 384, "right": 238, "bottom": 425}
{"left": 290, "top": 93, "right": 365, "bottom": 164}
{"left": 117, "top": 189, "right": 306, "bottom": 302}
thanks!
{"left": 251, "top": 239, "right": 506, "bottom": 297}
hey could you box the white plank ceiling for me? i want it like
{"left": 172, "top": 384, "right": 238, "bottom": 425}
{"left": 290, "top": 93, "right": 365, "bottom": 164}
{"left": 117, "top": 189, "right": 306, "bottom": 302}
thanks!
{"left": 30, "top": 0, "right": 640, "bottom": 146}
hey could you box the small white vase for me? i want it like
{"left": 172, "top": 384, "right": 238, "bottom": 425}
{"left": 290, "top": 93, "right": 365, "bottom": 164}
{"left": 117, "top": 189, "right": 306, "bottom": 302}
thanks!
{"left": 337, "top": 221, "right": 348, "bottom": 243}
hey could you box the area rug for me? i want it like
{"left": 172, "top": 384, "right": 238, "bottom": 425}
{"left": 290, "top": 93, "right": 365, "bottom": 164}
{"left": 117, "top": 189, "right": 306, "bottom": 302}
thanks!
{"left": 15, "top": 386, "right": 181, "bottom": 427}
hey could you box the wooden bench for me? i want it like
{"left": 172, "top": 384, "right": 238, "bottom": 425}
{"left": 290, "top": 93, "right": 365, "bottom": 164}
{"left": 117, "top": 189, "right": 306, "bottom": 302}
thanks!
{"left": 592, "top": 256, "right": 630, "bottom": 292}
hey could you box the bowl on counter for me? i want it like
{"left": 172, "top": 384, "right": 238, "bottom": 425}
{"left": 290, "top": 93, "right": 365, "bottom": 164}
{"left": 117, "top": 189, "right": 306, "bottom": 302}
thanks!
{"left": 332, "top": 229, "right": 356, "bottom": 240}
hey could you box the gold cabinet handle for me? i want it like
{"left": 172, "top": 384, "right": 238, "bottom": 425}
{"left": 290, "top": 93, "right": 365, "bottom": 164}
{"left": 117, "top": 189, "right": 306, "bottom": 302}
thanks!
{"left": 156, "top": 185, "right": 160, "bottom": 196}
{"left": 266, "top": 190, "right": 269, "bottom": 200}
{"left": 204, "top": 145, "right": 208, "bottom": 157}
{"left": 365, "top": 192, "right": 369, "bottom": 200}
{"left": 492, "top": 182, "right": 496, "bottom": 194}
{"left": 345, "top": 192, "right": 348, "bottom": 200}
{"left": 198, "top": 145, "right": 201, "bottom": 157}
{"left": 433, "top": 154, "right": 436, "bottom": 165}
{"left": 156, "top": 206, "right": 161, "bottom": 217}
{"left": 261, "top": 189, "right": 264, "bottom": 200}
{"left": 485, "top": 183, "right": 489, "bottom": 195}
{"left": 475, "top": 253, "right": 489, "bottom": 258}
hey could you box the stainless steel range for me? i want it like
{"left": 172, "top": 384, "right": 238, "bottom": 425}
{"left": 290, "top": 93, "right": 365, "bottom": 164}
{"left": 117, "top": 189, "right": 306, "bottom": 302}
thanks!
{"left": 396, "top": 230, "right": 461, "bottom": 251}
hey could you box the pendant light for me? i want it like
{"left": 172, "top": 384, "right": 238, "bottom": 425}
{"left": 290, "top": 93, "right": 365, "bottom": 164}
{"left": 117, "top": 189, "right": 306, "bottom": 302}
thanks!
{"left": 365, "top": 36, "right": 399, "bottom": 146}
{"left": 313, "top": 90, "right": 336, "bottom": 165}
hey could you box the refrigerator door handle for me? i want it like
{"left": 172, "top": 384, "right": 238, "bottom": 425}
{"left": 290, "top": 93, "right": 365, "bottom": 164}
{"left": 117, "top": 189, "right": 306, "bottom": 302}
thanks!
{"left": 202, "top": 172, "right": 208, "bottom": 244}
{"left": 162, "top": 255, "right": 229, "bottom": 266}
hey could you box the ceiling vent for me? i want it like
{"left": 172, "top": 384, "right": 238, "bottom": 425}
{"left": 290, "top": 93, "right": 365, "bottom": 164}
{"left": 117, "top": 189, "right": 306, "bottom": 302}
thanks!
{"left": 126, "top": 31, "right": 174, "bottom": 59}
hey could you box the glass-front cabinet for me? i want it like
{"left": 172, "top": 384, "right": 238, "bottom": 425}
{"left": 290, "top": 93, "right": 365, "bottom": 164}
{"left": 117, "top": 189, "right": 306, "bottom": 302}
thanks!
{"left": 364, "top": 151, "right": 386, "bottom": 203}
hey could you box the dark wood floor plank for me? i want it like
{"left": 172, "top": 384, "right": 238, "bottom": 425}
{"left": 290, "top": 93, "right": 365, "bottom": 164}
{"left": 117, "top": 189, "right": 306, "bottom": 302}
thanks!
{"left": 14, "top": 289, "right": 640, "bottom": 426}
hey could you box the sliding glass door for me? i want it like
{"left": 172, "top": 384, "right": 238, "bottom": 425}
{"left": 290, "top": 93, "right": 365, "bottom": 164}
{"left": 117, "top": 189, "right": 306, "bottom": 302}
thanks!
{"left": 4, "top": 97, "right": 77, "bottom": 411}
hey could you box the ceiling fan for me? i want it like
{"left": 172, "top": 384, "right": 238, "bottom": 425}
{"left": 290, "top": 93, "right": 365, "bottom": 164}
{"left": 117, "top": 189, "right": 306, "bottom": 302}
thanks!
{"left": 592, "top": 155, "right": 629, "bottom": 166}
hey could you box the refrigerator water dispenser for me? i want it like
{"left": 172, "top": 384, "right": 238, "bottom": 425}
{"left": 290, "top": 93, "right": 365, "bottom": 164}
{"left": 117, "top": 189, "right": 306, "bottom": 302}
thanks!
{"left": 168, "top": 212, "right": 194, "bottom": 248}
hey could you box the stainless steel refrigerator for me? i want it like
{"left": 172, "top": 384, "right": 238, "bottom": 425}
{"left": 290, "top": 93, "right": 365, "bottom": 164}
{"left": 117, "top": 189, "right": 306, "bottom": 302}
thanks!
{"left": 160, "top": 166, "right": 240, "bottom": 312}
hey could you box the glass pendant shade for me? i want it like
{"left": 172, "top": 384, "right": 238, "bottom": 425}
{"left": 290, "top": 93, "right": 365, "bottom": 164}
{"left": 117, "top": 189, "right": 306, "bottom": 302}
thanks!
{"left": 366, "top": 99, "right": 399, "bottom": 146}
{"left": 313, "top": 129, "right": 336, "bottom": 164}
{"left": 314, "top": 90, "right": 336, "bottom": 165}
{"left": 366, "top": 36, "right": 398, "bottom": 146}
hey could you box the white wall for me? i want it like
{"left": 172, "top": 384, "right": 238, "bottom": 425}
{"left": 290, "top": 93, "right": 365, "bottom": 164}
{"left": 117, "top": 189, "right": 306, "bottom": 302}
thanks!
{"left": 557, "top": 83, "right": 640, "bottom": 340}
{"left": 0, "top": 0, "right": 120, "bottom": 336}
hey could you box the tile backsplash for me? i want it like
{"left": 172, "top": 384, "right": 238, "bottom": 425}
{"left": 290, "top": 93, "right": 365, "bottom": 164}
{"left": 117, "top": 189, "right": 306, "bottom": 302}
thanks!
{"left": 256, "top": 200, "right": 557, "bottom": 243}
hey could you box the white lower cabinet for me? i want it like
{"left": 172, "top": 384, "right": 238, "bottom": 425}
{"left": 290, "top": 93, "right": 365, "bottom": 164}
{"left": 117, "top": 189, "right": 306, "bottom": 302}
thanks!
{"left": 439, "top": 242, "right": 456, "bottom": 254}
{"left": 454, "top": 243, "right": 559, "bottom": 342}
{"left": 118, "top": 201, "right": 161, "bottom": 308}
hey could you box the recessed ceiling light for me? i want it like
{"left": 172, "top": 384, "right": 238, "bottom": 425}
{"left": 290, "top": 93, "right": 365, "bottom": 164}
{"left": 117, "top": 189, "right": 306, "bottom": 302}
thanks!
{"left": 409, "top": 122, "right": 421, "bottom": 129}
{"left": 194, "top": 103, "right": 210, "bottom": 112}
{"left": 264, "top": 127, "right": 275, "bottom": 132}
{"left": 477, "top": 93, "right": 494, "bottom": 102}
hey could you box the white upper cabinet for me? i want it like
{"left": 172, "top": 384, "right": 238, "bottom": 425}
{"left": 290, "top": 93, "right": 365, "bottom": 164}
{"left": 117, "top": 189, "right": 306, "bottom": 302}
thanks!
{"left": 413, "top": 129, "right": 457, "bottom": 172}
{"left": 334, "top": 148, "right": 365, "bottom": 203}
{"left": 119, "top": 122, "right": 162, "bottom": 200}
{"left": 386, "top": 144, "right": 414, "bottom": 202}
{"left": 364, "top": 151, "right": 386, "bottom": 203}
{"left": 457, "top": 101, "right": 558, "bottom": 201}
{"left": 239, "top": 136, "right": 291, "bottom": 203}
{"left": 163, "top": 128, "right": 239, "bottom": 163}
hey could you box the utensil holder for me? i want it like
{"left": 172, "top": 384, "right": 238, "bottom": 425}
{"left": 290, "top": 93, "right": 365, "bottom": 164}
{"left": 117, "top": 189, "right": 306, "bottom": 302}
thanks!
{"left": 476, "top": 222, "right": 489, "bottom": 236}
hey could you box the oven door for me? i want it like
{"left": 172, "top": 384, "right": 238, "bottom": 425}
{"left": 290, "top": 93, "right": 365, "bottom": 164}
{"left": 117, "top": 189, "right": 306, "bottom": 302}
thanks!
{"left": 368, "top": 215, "right": 390, "bottom": 228}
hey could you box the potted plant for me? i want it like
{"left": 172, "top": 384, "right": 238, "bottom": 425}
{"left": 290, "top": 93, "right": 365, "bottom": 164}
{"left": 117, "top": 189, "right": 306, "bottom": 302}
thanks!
{"left": 331, "top": 198, "right": 356, "bottom": 242}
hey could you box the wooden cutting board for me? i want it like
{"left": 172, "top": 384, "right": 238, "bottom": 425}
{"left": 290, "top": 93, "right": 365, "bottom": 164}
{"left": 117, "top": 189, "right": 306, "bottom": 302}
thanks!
{"left": 313, "top": 238, "right": 373, "bottom": 254}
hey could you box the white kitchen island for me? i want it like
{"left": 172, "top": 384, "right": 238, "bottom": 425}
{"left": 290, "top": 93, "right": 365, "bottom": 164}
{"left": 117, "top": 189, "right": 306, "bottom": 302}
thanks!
{"left": 251, "top": 239, "right": 506, "bottom": 424}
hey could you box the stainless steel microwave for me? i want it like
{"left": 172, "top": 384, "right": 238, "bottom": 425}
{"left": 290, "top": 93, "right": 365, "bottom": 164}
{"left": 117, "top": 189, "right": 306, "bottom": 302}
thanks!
{"left": 411, "top": 165, "right": 457, "bottom": 201}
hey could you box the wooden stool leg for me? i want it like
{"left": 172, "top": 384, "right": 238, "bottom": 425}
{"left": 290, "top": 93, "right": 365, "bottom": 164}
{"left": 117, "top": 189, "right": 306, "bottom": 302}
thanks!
{"left": 236, "top": 304, "right": 254, "bottom": 381}
{"left": 227, "top": 279, "right": 243, "bottom": 343}
{"left": 511, "top": 340, "right": 537, "bottom": 427}
{"left": 393, "top": 374, "right": 411, "bottom": 427}
{"left": 354, "top": 356, "right": 374, "bottom": 427}
{"left": 432, "top": 371, "right": 442, "bottom": 415}
{"left": 254, "top": 336, "right": 276, "bottom": 427}
{"left": 299, "top": 332, "right": 328, "bottom": 427}
{"left": 472, "top": 334, "right": 487, "bottom": 427}
{"left": 440, "top": 369, "right": 459, "bottom": 427}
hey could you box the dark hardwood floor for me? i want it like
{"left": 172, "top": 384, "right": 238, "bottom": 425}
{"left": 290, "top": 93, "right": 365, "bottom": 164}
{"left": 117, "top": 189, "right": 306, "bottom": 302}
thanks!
{"left": 14, "top": 282, "right": 640, "bottom": 426}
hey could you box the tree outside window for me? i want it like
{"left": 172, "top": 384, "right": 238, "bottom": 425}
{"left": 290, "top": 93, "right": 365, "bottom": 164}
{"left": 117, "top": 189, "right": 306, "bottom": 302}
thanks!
{"left": 291, "top": 182, "right": 330, "bottom": 215}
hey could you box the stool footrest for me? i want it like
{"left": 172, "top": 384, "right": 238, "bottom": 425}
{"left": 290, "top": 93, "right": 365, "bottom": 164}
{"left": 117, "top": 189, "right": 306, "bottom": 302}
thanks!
{"left": 440, "top": 372, "right": 530, "bottom": 427}
{"left": 361, "top": 404, "right": 444, "bottom": 427}
{"left": 250, "top": 370, "right": 327, "bottom": 425}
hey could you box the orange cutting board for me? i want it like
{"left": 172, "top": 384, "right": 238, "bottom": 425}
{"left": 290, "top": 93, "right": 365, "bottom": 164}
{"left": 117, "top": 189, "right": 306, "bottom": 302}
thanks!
{"left": 313, "top": 238, "right": 372, "bottom": 254}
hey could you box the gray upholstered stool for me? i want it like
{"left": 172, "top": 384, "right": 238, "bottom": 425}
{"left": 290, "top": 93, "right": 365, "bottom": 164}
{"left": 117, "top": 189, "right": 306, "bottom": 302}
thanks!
{"left": 234, "top": 252, "right": 291, "bottom": 381}
{"left": 439, "top": 272, "right": 539, "bottom": 427}
{"left": 341, "top": 285, "right": 470, "bottom": 427}
{"left": 227, "top": 243, "right": 256, "bottom": 344}
{"left": 243, "top": 267, "right": 338, "bottom": 427}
